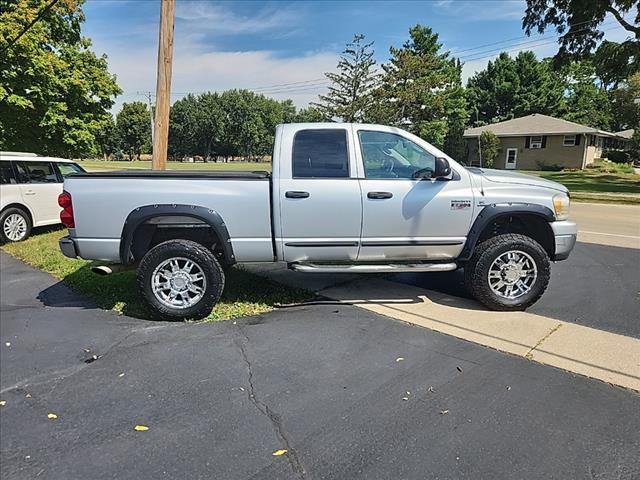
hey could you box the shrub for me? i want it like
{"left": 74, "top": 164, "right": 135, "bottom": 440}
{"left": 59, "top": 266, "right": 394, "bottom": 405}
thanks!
{"left": 605, "top": 150, "right": 630, "bottom": 164}
{"left": 537, "top": 163, "right": 564, "bottom": 171}
{"left": 479, "top": 131, "right": 500, "bottom": 168}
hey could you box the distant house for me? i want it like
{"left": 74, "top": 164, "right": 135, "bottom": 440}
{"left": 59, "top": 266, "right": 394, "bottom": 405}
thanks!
{"left": 615, "top": 129, "right": 634, "bottom": 151}
{"left": 463, "top": 114, "right": 628, "bottom": 170}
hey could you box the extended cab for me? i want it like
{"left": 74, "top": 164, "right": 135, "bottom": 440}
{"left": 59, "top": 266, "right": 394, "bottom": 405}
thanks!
{"left": 59, "top": 123, "right": 577, "bottom": 319}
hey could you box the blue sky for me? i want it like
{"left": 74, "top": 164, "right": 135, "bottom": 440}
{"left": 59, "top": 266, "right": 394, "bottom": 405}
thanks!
{"left": 82, "top": 0, "right": 632, "bottom": 112}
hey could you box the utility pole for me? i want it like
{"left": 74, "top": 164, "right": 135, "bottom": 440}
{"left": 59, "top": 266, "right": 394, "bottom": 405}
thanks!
{"left": 152, "top": 0, "right": 175, "bottom": 170}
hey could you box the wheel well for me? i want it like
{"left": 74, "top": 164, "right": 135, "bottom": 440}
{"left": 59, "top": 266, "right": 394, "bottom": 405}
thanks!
{"left": 128, "top": 216, "right": 231, "bottom": 267}
{"left": 1, "top": 203, "right": 33, "bottom": 224}
{"left": 476, "top": 214, "right": 554, "bottom": 257}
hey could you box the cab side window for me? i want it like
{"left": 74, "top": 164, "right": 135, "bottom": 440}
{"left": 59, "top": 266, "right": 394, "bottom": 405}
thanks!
{"left": 0, "top": 161, "right": 17, "bottom": 184}
{"left": 16, "top": 162, "right": 59, "bottom": 183}
{"left": 292, "top": 129, "right": 349, "bottom": 178}
{"left": 358, "top": 131, "right": 435, "bottom": 179}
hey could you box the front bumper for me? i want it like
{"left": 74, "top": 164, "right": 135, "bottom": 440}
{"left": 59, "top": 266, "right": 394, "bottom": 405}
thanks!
{"left": 551, "top": 220, "right": 577, "bottom": 261}
{"left": 59, "top": 235, "right": 78, "bottom": 259}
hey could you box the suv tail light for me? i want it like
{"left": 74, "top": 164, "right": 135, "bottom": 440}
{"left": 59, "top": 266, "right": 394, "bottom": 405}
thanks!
{"left": 58, "top": 191, "right": 75, "bottom": 228}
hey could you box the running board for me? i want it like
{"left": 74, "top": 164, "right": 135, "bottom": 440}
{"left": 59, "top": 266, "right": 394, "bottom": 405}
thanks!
{"left": 289, "top": 262, "right": 458, "bottom": 273}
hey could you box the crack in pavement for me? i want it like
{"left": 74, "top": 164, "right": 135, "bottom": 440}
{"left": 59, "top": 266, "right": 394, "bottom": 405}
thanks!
{"left": 525, "top": 323, "right": 563, "bottom": 360}
{"left": 234, "top": 324, "right": 306, "bottom": 479}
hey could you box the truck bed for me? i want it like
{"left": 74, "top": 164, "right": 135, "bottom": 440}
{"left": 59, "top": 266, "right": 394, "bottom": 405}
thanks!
{"left": 65, "top": 171, "right": 274, "bottom": 263}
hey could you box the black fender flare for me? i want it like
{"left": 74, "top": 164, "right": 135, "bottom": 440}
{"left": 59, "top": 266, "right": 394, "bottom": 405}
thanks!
{"left": 119, "top": 204, "right": 235, "bottom": 265}
{"left": 458, "top": 203, "right": 555, "bottom": 261}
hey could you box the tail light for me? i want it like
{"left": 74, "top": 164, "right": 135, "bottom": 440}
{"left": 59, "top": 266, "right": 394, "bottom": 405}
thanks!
{"left": 58, "top": 191, "right": 75, "bottom": 228}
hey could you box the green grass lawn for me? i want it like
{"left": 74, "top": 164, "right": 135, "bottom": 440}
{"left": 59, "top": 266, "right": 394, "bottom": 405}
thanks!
{"left": 78, "top": 159, "right": 272, "bottom": 172}
{"left": 1, "top": 228, "right": 311, "bottom": 321}
{"left": 522, "top": 163, "right": 640, "bottom": 204}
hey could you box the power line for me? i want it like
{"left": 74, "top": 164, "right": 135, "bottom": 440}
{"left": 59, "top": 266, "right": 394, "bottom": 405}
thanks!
{"left": 457, "top": 21, "right": 617, "bottom": 60}
{"left": 448, "top": 17, "right": 611, "bottom": 56}
{"left": 462, "top": 25, "right": 622, "bottom": 62}
{"left": 0, "top": 0, "right": 61, "bottom": 55}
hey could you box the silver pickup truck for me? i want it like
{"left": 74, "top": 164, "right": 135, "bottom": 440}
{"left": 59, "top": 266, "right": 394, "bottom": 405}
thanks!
{"left": 59, "top": 123, "right": 577, "bottom": 320}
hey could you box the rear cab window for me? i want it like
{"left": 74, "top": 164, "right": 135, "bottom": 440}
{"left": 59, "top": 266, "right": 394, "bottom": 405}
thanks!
{"left": 292, "top": 129, "right": 349, "bottom": 178}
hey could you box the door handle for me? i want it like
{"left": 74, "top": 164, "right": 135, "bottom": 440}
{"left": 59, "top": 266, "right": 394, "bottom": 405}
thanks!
{"left": 24, "top": 190, "right": 35, "bottom": 196}
{"left": 285, "top": 191, "right": 310, "bottom": 199}
{"left": 367, "top": 191, "right": 393, "bottom": 199}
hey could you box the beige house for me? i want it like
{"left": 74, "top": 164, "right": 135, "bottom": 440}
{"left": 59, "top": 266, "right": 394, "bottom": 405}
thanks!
{"left": 463, "top": 114, "right": 627, "bottom": 170}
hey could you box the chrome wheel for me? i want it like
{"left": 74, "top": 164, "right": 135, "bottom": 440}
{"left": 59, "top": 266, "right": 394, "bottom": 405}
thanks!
{"left": 488, "top": 250, "right": 537, "bottom": 300}
{"left": 3, "top": 214, "right": 27, "bottom": 241}
{"left": 151, "top": 257, "right": 207, "bottom": 309}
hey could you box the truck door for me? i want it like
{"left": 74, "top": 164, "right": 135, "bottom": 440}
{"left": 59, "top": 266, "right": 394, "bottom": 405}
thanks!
{"left": 276, "top": 127, "right": 362, "bottom": 263}
{"left": 355, "top": 128, "right": 473, "bottom": 262}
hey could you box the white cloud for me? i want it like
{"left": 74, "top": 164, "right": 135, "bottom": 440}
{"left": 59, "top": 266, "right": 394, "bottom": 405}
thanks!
{"left": 435, "top": 0, "right": 525, "bottom": 22}
{"left": 101, "top": 40, "right": 336, "bottom": 113}
{"left": 174, "top": 1, "right": 302, "bottom": 35}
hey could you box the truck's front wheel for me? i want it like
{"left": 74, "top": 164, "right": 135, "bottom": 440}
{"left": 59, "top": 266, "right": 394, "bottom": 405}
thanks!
{"left": 464, "top": 233, "right": 550, "bottom": 311}
{"left": 137, "top": 239, "right": 225, "bottom": 321}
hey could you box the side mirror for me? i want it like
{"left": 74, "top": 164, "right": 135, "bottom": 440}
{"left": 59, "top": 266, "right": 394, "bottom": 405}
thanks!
{"left": 434, "top": 157, "right": 452, "bottom": 179}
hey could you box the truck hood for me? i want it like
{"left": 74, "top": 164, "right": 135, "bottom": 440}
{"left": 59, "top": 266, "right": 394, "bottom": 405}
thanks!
{"left": 467, "top": 168, "right": 568, "bottom": 194}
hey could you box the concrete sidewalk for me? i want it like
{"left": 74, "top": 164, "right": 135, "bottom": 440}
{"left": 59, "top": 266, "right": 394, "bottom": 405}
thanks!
{"left": 247, "top": 264, "right": 640, "bottom": 391}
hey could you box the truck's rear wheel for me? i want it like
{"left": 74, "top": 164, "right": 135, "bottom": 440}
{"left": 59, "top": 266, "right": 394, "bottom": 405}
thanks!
{"left": 464, "top": 233, "right": 550, "bottom": 311}
{"left": 137, "top": 239, "right": 225, "bottom": 321}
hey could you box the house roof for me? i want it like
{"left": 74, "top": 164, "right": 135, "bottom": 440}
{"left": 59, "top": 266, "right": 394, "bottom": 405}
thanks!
{"left": 463, "top": 114, "right": 617, "bottom": 138}
{"left": 615, "top": 129, "right": 634, "bottom": 139}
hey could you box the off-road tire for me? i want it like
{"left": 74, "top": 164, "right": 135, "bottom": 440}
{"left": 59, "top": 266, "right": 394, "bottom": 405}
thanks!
{"left": 137, "top": 239, "right": 225, "bottom": 321}
{"left": 0, "top": 207, "right": 32, "bottom": 243}
{"left": 464, "top": 233, "right": 550, "bottom": 311}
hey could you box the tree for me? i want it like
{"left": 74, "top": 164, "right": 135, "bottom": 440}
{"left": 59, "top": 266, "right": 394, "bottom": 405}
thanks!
{"left": 314, "top": 34, "right": 380, "bottom": 122}
{"left": 374, "top": 25, "right": 468, "bottom": 150}
{"left": 609, "top": 72, "right": 640, "bottom": 132}
{"left": 116, "top": 102, "right": 151, "bottom": 160}
{"left": 523, "top": 0, "right": 639, "bottom": 57}
{"left": 466, "top": 51, "right": 565, "bottom": 125}
{"left": 0, "top": 0, "right": 121, "bottom": 157}
{"left": 522, "top": 0, "right": 639, "bottom": 88}
{"left": 479, "top": 131, "right": 500, "bottom": 168}
{"left": 560, "top": 61, "right": 613, "bottom": 130}
{"left": 94, "top": 114, "right": 119, "bottom": 160}
{"left": 294, "top": 106, "right": 327, "bottom": 123}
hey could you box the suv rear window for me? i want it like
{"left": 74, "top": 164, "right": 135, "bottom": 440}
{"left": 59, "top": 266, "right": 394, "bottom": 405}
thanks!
{"left": 16, "top": 161, "right": 59, "bottom": 183}
{"left": 0, "top": 161, "right": 16, "bottom": 184}
{"left": 292, "top": 129, "right": 349, "bottom": 178}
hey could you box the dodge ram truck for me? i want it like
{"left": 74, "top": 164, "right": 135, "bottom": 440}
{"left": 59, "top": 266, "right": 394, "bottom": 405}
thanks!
{"left": 59, "top": 123, "right": 577, "bottom": 320}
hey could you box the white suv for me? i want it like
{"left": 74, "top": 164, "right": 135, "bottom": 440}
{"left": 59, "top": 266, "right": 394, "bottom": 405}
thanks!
{"left": 0, "top": 152, "right": 86, "bottom": 242}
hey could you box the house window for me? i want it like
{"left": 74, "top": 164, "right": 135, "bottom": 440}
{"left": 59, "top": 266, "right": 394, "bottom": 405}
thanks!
{"left": 530, "top": 136, "right": 543, "bottom": 149}
{"left": 563, "top": 135, "right": 576, "bottom": 146}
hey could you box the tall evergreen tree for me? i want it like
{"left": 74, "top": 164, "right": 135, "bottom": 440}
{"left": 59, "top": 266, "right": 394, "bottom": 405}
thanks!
{"left": 314, "top": 34, "right": 379, "bottom": 122}
{"left": 374, "top": 25, "right": 467, "bottom": 150}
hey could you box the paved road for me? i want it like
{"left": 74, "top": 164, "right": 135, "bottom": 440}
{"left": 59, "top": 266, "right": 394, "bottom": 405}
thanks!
{"left": 571, "top": 202, "right": 640, "bottom": 249}
{"left": 2, "top": 253, "right": 640, "bottom": 479}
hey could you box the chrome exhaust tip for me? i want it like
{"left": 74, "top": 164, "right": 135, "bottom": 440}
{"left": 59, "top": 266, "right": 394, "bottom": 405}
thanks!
{"left": 91, "top": 265, "right": 114, "bottom": 276}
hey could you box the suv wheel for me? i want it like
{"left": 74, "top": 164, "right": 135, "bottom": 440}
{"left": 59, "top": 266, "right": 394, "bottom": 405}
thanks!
{"left": 1, "top": 207, "right": 32, "bottom": 243}
{"left": 464, "top": 233, "right": 550, "bottom": 311}
{"left": 137, "top": 239, "right": 225, "bottom": 321}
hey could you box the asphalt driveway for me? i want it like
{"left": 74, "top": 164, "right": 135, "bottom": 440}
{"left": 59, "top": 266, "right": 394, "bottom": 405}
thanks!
{"left": 1, "top": 252, "right": 639, "bottom": 479}
{"left": 393, "top": 242, "right": 640, "bottom": 338}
